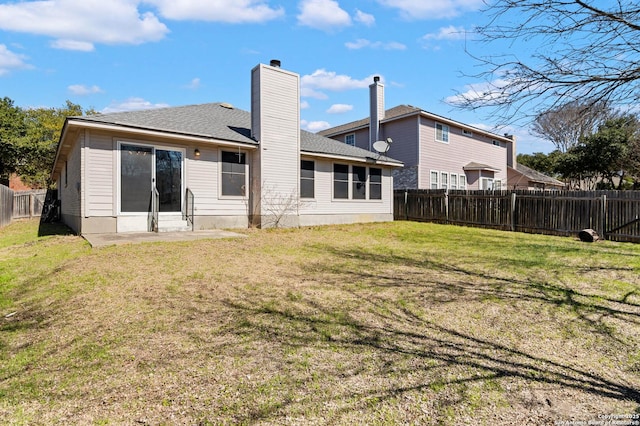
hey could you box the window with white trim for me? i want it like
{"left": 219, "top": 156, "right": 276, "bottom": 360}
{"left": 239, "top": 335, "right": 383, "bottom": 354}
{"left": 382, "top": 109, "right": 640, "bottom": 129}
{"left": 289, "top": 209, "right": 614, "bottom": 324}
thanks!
{"left": 450, "top": 173, "right": 458, "bottom": 190}
{"left": 440, "top": 172, "right": 449, "bottom": 189}
{"left": 369, "top": 168, "right": 382, "bottom": 200}
{"left": 345, "top": 134, "right": 355, "bottom": 146}
{"left": 480, "top": 177, "right": 495, "bottom": 190}
{"left": 221, "top": 151, "right": 247, "bottom": 196}
{"left": 462, "top": 129, "right": 473, "bottom": 136}
{"left": 459, "top": 174, "right": 467, "bottom": 190}
{"left": 333, "top": 164, "right": 383, "bottom": 200}
{"left": 435, "top": 122, "right": 449, "bottom": 143}
{"left": 300, "top": 160, "right": 315, "bottom": 198}
{"left": 430, "top": 171, "right": 439, "bottom": 189}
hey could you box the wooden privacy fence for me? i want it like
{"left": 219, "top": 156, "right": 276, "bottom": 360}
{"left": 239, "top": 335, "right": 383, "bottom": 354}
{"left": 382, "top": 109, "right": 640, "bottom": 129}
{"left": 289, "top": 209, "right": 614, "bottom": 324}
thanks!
{"left": 395, "top": 189, "right": 640, "bottom": 243}
{"left": 0, "top": 184, "right": 13, "bottom": 228}
{"left": 12, "top": 189, "right": 47, "bottom": 219}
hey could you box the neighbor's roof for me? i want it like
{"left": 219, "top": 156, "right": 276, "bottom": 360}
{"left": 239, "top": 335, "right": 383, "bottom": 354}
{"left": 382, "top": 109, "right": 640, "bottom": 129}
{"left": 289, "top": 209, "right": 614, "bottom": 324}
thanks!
{"left": 318, "top": 104, "right": 514, "bottom": 143}
{"left": 463, "top": 162, "right": 501, "bottom": 172}
{"left": 66, "top": 103, "right": 402, "bottom": 165}
{"left": 513, "top": 163, "right": 565, "bottom": 187}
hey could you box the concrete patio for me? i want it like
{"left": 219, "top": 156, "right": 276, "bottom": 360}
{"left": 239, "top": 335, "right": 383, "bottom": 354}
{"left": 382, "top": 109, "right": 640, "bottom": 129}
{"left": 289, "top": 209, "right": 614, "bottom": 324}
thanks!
{"left": 83, "top": 229, "right": 246, "bottom": 248}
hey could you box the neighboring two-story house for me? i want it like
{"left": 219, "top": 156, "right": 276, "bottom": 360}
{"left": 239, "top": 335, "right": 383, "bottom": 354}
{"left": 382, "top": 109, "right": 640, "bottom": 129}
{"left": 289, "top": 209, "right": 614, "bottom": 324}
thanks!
{"left": 319, "top": 78, "right": 517, "bottom": 191}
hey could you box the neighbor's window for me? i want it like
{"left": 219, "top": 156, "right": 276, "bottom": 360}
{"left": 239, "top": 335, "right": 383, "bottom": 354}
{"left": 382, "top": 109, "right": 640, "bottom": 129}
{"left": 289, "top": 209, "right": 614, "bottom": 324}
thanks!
{"left": 480, "top": 177, "right": 495, "bottom": 190}
{"left": 430, "top": 171, "right": 439, "bottom": 189}
{"left": 345, "top": 134, "right": 355, "bottom": 146}
{"left": 352, "top": 166, "right": 367, "bottom": 199}
{"left": 450, "top": 173, "right": 458, "bottom": 190}
{"left": 436, "top": 122, "right": 449, "bottom": 143}
{"left": 221, "top": 151, "right": 246, "bottom": 196}
{"left": 300, "top": 160, "right": 315, "bottom": 198}
{"left": 462, "top": 129, "right": 473, "bottom": 137}
{"left": 440, "top": 172, "right": 449, "bottom": 189}
{"left": 369, "top": 168, "right": 382, "bottom": 200}
{"left": 459, "top": 174, "right": 467, "bottom": 190}
{"left": 333, "top": 164, "right": 349, "bottom": 199}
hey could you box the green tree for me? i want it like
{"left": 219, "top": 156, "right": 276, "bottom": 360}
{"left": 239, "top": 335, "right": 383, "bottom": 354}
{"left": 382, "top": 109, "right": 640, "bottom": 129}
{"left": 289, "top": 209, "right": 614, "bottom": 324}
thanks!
{"left": 0, "top": 97, "right": 27, "bottom": 185}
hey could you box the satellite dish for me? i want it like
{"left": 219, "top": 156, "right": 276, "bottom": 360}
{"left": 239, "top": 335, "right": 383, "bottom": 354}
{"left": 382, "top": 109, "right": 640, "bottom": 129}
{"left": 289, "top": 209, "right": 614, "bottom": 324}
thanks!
{"left": 373, "top": 137, "right": 392, "bottom": 154}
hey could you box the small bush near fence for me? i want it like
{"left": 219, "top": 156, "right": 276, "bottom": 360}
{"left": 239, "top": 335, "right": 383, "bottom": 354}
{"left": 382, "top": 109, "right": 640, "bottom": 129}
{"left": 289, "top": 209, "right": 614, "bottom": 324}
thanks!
{"left": 395, "top": 189, "right": 640, "bottom": 243}
{"left": 0, "top": 184, "right": 13, "bottom": 228}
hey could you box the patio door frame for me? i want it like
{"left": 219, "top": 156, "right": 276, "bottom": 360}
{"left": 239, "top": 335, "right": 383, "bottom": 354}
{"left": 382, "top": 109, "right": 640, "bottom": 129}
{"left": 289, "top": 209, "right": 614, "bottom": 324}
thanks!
{"left": 116, "top": 140, "right": 186, "bottom": 217}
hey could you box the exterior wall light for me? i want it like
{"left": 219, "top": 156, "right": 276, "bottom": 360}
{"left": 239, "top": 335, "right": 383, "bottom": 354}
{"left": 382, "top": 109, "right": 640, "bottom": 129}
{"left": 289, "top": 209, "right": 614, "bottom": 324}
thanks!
{"left": 194, "top": 149, "right": 201, "bottom": 158}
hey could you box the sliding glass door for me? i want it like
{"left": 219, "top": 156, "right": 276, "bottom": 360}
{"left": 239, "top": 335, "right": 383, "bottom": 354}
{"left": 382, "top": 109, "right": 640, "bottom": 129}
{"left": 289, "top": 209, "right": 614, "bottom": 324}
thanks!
{"left": 120, "top": 144, "right": 183, "bottom": 213}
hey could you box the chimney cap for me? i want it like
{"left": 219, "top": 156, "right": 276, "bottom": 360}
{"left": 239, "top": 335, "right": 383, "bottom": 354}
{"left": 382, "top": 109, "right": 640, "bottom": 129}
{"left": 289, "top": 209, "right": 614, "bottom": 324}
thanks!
{"left": 373, "top": 76, "right": 380, "bottom": 83}
{"left": 270, "top": 59, "right": 281, "bottom": 68}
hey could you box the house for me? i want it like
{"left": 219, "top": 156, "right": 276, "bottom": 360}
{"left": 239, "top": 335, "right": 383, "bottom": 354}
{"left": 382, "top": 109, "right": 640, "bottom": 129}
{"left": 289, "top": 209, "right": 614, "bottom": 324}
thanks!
{"left": 507, "top": 163, "right": 565, "bottom": 190}
{"left": 51, "top": 61, "right": 402, "bottom": 235}
{"left": 319, "top": 78, "right": 517, "bottom": 191}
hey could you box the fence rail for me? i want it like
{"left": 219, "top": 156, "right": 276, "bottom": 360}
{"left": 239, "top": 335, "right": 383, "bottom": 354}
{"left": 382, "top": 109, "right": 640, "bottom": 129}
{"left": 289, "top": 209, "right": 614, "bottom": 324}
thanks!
{"left": 0, "top": 184, "right": 13, "bottom": 228}
{"left": 395, "top": 189, "right": 640, "bottom": 243}
{"left": 12, "top": 190, "right": 47, "bottom": 219}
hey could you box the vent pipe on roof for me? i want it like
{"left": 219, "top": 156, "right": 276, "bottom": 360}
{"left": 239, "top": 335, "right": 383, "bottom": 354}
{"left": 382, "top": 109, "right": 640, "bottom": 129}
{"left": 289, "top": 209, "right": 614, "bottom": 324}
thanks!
{"left": 270, "top": 59, "right": 281, "bottom": 68}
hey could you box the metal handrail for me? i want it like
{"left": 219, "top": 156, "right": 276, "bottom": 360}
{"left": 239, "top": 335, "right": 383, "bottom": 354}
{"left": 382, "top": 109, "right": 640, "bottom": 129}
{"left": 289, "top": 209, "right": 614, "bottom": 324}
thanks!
{"left": 184, "top": 188, "right": 194, "bottom": 231}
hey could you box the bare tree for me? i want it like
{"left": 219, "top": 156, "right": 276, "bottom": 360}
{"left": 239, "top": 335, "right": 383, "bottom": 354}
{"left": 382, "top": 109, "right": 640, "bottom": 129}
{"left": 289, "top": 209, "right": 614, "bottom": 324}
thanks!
{"left": 455, "top": 1, "right": 640, "bottom": 123}
{"left": 531, "top": 100, "right": 615, "bottom": 152}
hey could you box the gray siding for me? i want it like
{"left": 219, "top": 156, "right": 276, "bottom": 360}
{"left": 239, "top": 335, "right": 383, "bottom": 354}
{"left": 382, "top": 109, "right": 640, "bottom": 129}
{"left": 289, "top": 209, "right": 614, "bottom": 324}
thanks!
{"left": 59, "top": 132, "right": 82, "bottom": 233}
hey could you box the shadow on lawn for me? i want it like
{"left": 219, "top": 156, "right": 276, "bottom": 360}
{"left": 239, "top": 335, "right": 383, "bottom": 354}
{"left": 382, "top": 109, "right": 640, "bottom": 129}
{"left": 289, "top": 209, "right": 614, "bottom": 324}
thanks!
{"left": 221, "top": 243, "right": 639, "bottom": 423}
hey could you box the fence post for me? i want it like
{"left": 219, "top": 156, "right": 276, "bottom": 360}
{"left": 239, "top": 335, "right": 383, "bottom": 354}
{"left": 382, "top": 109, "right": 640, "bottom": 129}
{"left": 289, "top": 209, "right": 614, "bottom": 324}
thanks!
{"left": 601, "top": 194, "right": 607, "bottom": 240}
{"left": 510, "top": 192, "right": 517, "bottom": 232}
{"left": 444, "top": 190, "right": 449, "bottom": 224}
{"left": 404, "top": 190, "right": 408, "bottom": 221}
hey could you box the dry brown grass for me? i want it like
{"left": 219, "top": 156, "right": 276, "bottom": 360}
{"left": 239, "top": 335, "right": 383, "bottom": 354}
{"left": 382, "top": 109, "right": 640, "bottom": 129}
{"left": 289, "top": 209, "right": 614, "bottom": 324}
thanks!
{"left": 1, "top": 219, "right": 639, "bottom": 425}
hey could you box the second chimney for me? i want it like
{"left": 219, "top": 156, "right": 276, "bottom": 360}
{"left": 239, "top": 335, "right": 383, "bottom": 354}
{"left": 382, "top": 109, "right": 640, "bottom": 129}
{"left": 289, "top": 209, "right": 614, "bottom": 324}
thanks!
{"left": 369, "top": 76, "right": 385, "bottom": 151}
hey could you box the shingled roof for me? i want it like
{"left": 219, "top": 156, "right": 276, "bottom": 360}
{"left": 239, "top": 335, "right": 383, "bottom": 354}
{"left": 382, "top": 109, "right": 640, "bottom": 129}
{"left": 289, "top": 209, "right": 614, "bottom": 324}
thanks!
{"left": 514, "top": 163, "right": 565, "bottom": 187}
{"left": 318, "top": 105, "right": 421, "bottom": 137}
{"left": 71, "top": 103, "right": 402, "bottom": 165}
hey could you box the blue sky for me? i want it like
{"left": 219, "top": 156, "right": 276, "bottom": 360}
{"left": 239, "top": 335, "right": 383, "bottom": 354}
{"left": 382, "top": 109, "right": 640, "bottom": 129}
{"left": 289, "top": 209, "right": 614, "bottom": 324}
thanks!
{"left": 0, "top": 0, "right": 553, "bottom": 154}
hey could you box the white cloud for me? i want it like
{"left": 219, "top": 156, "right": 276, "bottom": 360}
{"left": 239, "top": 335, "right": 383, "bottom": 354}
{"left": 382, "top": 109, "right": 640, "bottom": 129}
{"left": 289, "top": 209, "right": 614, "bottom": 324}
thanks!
{"left": 345, "top": 38, "right": 406, "bottom": 50}
{"left": 354, "top": 9, "right": 375, "bottom": 26}
{"left": 184, "top": 78, "right": 201, "bottom": 89}
{"left": 300, "top": 100, "right": 310, "bottom": 109}
{"left": 376, "top": 0, "right": 483, "bottom": 20}
{"left": 68, "top": 84, "right": 104, "bottom": 95}
{"left": 0, "top": 44, "right": 30, "bottom": 75}
{"left": 0, "top": 0, "right": 169, "bottom": 51}
{"left": 297, "top": 0, "right": 351, "bottom": 31}
{"left": 301, "top": 119, "right": 331, "bottom": 132}
{"left": 327, "top": 104, "right": 353, "bottom": 114}
{"left": 301, "top": 69, "right": 378, "bottom": 100}
{"left": 422, "top": 25, "right": 468, "bottom": 41}
{"left": 149, "top": 0, "right": 284, "bottom": 23}
{"left": 101, "top": 97, "right": 170, "bottom": 113}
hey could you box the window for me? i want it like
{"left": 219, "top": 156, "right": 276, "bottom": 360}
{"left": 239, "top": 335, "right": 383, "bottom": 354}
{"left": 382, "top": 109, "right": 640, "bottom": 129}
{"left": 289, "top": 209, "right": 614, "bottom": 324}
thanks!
{"left": 334, "top": 164, "right": 383, "bottom": 200}
{"left": 459, "top": 174, "right": 467, "bottom": 190}
{"left": 492, "top": 140, "right": 501, "bottom": 146}
{"left": 352, "top": 166, "right": 367, "bottom": 199}
{"left": 480, "top": 177, "right": 495, "bottom": 190}
{"left": 435, "top": 122, "right": 449, "bottom": 143}
{"left": 64, "top": 160, "right": 68, "bottom": 187}
{"left": 300, "top": 160, "right": 315, "bottom": 198}
{"left": 430, "top": 171, "right": 439, "bottom": 189}
{"left": 450, "top": 173, "right": 458, "bottom": 190}
{"left": 462, "top": 129, "right": 473, "bottom": 136}
{"left": 369, "top": 168, "right": 382, "bottom": 200}
{"left": 345, "top": 134, "right": 355, "bottom": 146}
{"left": 334, "top": 164, "right": 349, "bottom": 199}
{"left": 221, "top": 151, "right": 246, "bottom": 196}
{"left": 440, "top": 172, "right": 449, "bottom": 189}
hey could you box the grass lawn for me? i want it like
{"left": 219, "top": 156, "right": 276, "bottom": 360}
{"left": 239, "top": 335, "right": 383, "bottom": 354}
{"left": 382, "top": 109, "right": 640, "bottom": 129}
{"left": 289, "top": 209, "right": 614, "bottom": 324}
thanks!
{"left": 1, "top": 219, "right": 639, "bottom": 425}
